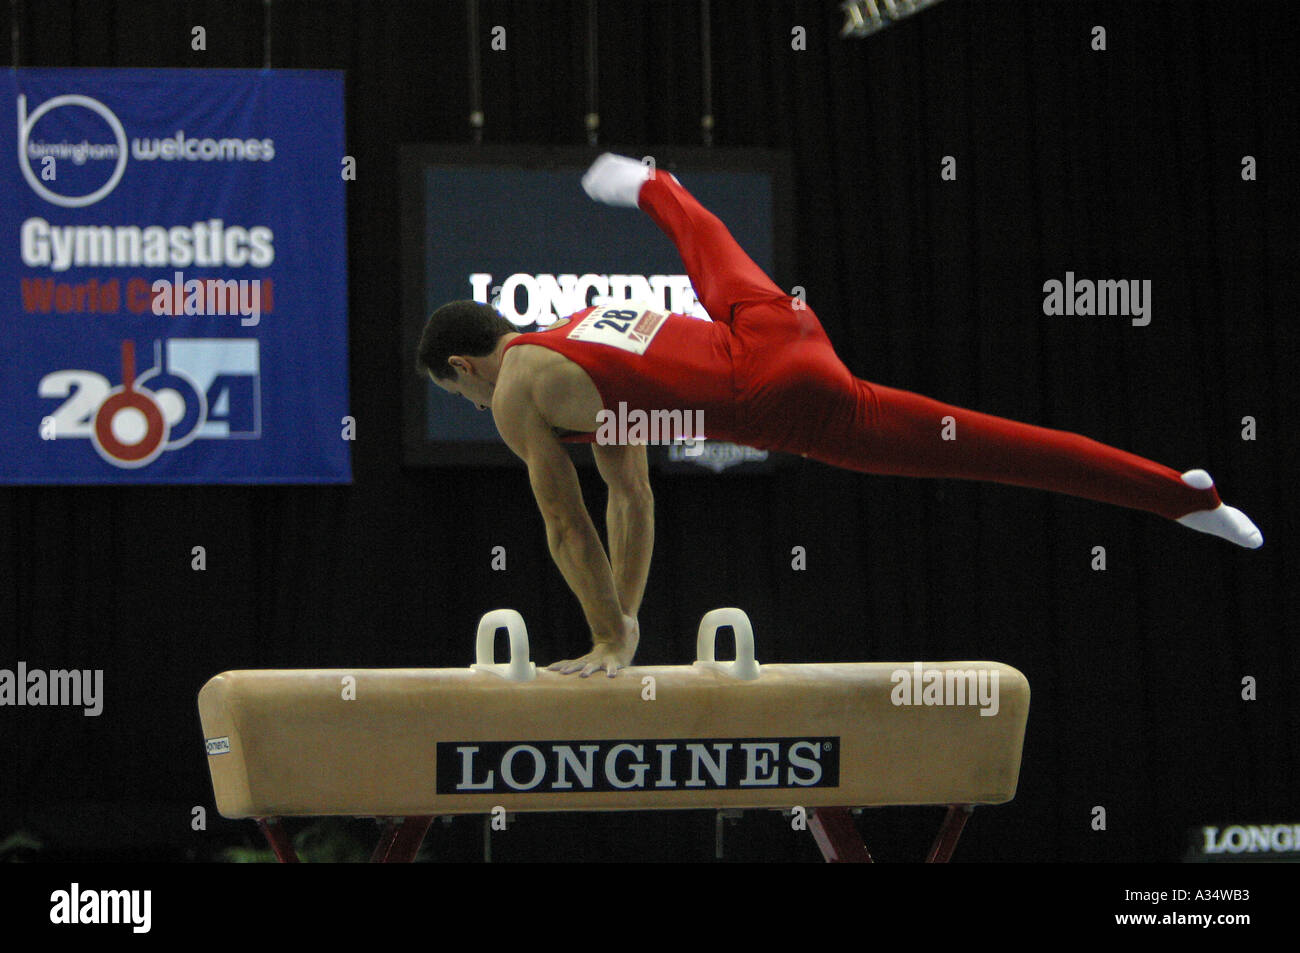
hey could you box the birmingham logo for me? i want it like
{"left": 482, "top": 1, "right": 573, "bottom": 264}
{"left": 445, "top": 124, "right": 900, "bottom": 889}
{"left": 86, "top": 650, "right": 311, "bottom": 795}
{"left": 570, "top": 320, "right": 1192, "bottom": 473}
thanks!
{"left": 18, "top": 93, "right": 129, "bottom": 208}
{"left": 39, "top": 338, "right": 261, "bottom": 469}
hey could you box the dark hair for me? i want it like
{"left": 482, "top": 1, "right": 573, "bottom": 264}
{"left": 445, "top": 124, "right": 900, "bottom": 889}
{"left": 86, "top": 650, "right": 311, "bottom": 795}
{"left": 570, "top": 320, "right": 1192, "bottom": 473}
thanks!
{"left": 415, "top": 300, "right": 516, "bottom": 381}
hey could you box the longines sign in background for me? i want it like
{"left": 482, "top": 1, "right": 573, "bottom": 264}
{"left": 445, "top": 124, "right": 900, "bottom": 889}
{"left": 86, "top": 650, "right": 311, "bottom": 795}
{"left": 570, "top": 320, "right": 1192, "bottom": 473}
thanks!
{"left": 1, "top": 69, "right": 350, "bottom": 484}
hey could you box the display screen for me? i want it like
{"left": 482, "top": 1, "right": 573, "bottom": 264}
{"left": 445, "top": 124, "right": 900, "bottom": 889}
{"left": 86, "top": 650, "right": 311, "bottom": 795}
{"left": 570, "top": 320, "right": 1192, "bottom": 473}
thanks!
{"left": 400, "top": 146, "right": 791, "bottom": 472}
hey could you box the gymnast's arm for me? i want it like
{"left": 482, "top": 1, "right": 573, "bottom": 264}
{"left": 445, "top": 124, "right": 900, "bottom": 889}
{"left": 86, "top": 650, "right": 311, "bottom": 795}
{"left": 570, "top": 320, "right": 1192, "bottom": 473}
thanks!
{"left": 492, "top": 382, "right": 634, "bottom": 670}
{"left": 591, "top": 442, "right": 654, "bottom": 618}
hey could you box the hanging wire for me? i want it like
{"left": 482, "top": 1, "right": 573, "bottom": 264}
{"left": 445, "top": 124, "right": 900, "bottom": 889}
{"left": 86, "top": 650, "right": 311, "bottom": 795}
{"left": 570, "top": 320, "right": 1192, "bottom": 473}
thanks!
{"left": 467, "top": 0, "right": 484, "bottom": 143}
{"left": 11, "top": 0, "right": 21, "bottom": 68}
{"left": 584, "top": 0, "right": 599, "bottom": 146}
{"left": 262, "top": 0, "right": 272, "bottom": 69}
{"left": 700, "top": 0, "right": 714, "bottom": 147}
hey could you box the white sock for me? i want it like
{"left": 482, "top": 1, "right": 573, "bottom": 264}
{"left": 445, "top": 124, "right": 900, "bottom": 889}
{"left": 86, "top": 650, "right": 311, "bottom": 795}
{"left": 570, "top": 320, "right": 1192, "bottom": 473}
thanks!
{"left": 1175, "top": 469, "right": 1264, "bottom": 548}
{"left": 582, "top": 153, "right": 652, "bottom": 207}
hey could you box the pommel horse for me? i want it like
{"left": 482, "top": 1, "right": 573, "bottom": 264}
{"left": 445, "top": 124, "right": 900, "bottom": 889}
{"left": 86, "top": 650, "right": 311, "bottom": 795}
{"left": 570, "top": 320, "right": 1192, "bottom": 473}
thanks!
{"left": 198, "top": 609, "right": 1030, "bottom": 862}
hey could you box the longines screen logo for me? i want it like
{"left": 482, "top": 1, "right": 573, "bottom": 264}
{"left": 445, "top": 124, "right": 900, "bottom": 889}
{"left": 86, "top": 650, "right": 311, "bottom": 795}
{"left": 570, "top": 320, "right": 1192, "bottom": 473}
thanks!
{"left": 18, "top": 91, "right": 277, "bottom": 208}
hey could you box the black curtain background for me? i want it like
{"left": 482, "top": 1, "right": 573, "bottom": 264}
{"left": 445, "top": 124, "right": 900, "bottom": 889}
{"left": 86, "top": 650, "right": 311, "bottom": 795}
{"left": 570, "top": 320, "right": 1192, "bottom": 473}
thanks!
{"left": 1, "top": 0, "right": 1295, "bottom": 863}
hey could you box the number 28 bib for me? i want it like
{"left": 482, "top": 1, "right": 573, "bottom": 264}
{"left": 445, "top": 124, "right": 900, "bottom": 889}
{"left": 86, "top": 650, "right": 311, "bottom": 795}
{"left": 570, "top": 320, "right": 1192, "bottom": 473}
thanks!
{"left": 565, "top": 306, "right": 668, "bottom": 356}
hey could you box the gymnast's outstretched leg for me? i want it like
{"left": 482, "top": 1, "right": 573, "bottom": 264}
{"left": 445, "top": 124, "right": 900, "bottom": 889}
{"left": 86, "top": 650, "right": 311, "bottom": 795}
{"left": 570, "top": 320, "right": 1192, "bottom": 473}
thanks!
{"left": 806, "top": 377, "right": 1263, "bottom": 548}
{"left": 583, "top": 153, "right": 1263, "bottom": 549}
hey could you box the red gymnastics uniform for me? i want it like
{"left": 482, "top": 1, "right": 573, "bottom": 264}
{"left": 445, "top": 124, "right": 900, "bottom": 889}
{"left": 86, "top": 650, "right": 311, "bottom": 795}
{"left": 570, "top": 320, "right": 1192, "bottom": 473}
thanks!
{"left": 500, "top": 172, "right": 1221, "bottom": 522}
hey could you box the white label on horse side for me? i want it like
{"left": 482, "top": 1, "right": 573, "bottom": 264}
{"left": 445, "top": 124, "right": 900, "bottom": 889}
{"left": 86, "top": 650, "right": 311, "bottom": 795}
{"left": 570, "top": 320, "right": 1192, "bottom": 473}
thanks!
{"left": 566, "top": 307, "right": 667, "bottom": 355}
{"left": 206, "top": 736, "right": 231, "bottom": 755}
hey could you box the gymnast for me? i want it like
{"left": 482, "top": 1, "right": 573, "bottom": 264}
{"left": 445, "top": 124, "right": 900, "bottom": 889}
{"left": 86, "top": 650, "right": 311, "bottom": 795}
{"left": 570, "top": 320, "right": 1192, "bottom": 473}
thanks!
{"left": 415, "top": 153, "right": 1263, "bottom": 677}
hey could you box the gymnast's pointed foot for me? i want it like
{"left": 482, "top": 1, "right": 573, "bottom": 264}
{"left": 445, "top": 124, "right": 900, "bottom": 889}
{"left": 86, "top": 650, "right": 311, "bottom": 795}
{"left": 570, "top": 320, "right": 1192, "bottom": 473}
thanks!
{"left": 1175, "top": 469, "right": 1263, "bottom": 548}
{"left": 582, "top": 152, "right": 653, "bottom": 207}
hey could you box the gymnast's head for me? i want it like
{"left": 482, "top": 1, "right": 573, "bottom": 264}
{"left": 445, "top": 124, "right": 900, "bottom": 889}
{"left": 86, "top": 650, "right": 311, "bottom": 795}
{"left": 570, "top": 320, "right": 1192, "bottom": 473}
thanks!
{"left": 416, "top": 300, "right": 519, "bottom": 411}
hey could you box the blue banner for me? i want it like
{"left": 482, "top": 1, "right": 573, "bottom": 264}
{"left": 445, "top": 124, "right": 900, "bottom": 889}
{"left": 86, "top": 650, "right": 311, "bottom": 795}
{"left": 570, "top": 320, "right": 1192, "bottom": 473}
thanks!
{"left": 0, "top": 69, "right": 349, "bottom": 483}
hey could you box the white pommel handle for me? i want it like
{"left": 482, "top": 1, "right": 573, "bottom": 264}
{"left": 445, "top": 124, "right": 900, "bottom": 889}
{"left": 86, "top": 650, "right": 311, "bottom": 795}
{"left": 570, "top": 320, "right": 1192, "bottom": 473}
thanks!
{"left": 693, "top": 608, "right": 761, "bottom": 680}
{"left": 471, "top": 609, "right": 537, "bottom": 681}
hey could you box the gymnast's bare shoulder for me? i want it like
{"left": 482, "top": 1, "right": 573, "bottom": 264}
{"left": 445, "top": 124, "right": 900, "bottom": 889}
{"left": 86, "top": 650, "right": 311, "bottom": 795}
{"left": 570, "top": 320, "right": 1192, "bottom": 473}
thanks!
{"left": 496, "top": 348, "right": 652, "bottom": 491}
{"left": 497, "top": 342, "right": 605, "bottom": 437}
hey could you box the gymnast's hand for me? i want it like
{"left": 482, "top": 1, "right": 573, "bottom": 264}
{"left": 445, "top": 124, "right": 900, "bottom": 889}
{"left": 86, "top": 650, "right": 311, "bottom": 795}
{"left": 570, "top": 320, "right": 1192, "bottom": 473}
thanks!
{"left": 548, "top": 615, "right": 640, "bottom": 678}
